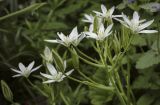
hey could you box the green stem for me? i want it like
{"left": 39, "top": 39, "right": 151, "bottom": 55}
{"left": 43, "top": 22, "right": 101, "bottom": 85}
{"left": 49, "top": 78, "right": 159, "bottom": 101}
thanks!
{"left": 26, "top": 78, "right": 48, "bottom": 97}
{"left": 60, "top": 91, "right": 70, "bottom": 105}
{"left": 76, "top": 47, "right": 99, "bottom": 63}
{"left": 79, "top": 55, "right": 105, "bottom": 68}
{"left": 76, "top": 68, "right": 96, "bottom": 83}
{"left": 96, "top": 41, "right": 105, "bottom": 65}
{"left": 50, "top": 84, "right": 56, "bottom": 105}
{"left": 127, "top": 62, "right": 131, "bottom": 105}
{"left": 115, "top": 72, "right": 128, "bottom": 103}
{"left": 157, "top": 23, "right": 160, "bottom": 54}
{"left": 108, "top": 71, "right": 127, "bottom": 105}
{"left": 66, "top": 76, "right": 114, "bottom": 91}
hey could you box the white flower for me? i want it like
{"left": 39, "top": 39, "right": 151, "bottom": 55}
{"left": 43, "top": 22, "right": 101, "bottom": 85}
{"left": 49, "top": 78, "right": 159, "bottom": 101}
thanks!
{"left": 45, "top": 27, "right": 85, "bottom": 47}
{"left": 40, "top": 61, "right": 74, "bottom": 83}
{"left": 82, "top": 14, "right": 94, "bottom": 23}
{"left": 85, "top": 23, "right": 113, "bottom": 40}
{"left": 41, "top": 46, "right": 53, "bottom": 62}
{"left": 11, "top": 61, "right": 42, "bottom": 78}
{"left": 115, "top": 11, "right": 158, "bottom": 34}
{"left": 93, "top": 4, "right": 121, "bottom": 20}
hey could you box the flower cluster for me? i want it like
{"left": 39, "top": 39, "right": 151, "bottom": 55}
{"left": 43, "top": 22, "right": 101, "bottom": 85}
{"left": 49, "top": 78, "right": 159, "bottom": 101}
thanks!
{"left": 11, "top": 47, "right": 74, "bottom": 84}
{"left": 45, "top": 4, "right": 157, "bottom": 47}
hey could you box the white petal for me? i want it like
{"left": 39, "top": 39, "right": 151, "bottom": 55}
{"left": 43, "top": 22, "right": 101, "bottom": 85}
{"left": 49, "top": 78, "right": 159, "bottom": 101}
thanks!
{"left": 44, "top": 46, "right": 51, "bottom": 57}
{"left": 138, "top": 20, "right": 154, "bottom": 31}
{"left": 11, "top": 68, "right": 21, "bottom": 74}
{"left": 66, "top": 69, "right": 74, "bottom": 76}
{"left": 112, "top": 15, "right": 122, "bottom": 18}
{"left": 105, "top": 24, "right": 113, "bottom": 34}
{"left": 114, "top": 18, "right": 129, "bottom": 28}
{"left": 114, "top": 18, "right": 124, "bottom": 23}
{"left": 69, "top": 26, "right": 78, "bottom": 39}
{"left": 62, "top": 69, "right": 74, "bottom": 79}
{"left": 73, "top": 33, "right": 85, "bottom": 46}
{"left": 45, "top": 39, "right": 58, "bottom": 43}
{"left": 132, "top": 11, "right": 139, "bottom": 22}
{"left": 99, "top": 24, "right": 105, "bottom": 33}
{"left": 12, "top": 74, "right": 22, "bottom": 78}
{"left": 40, "top": 72, "right": 53, "bottom": 79}
{"left": 27, "top": 61, "right": 35, "bottom": 70}
{"left": 139, "top": 30, "right": 158, "bottom": 33}
{"left": 89, "top": 24, "right": 94, "bottom": 32}
{"left": 63, "top": 60, "right": 67, "bottom": 70}
{"left": 84, "top": 14, "right": 93, "bottom": 21}
{"left": 85, "top": 32, "right": 98, "bottom": 39}
{"left": 56, "top": 39, "right": 66, "bottom": 45}
{"left": 43, "top": 80, "right": 56, "bottom": 84}
{"left": 78, "top": 33, "right": 85, "bottom": 41}
{"left": 139, "top": 19, "right": 146, "bottom": 23}
{"left": 82, "top": 14, "right": 94, "bottom": 23}
{"left": 57, "top": 32, "right": 66, "bottom": 42}
{"left": 82, "top": 19, "right": 89, "bottom": 23}
{"left": 18, "top": 63, "right": 26, "bottom": 72}
{"left": 31, "top": 65, "right": 42, "bottom": 72}
{"left": 46, "top": 63, "right": 57, "bottom": 75}
{"left": 93, "top": 11, "right": 103, "bottom": 16}
{"left": 109, "top": 6, "right": 115, "bottom": 16}
{"left": 101, "top": 4, "right": 107, "bottom": 14}
{"left": 84, "top": 14, "right": 91, "bottom": 20}
{"left": 122, "top": 13, "right": 131, "bottom": 26}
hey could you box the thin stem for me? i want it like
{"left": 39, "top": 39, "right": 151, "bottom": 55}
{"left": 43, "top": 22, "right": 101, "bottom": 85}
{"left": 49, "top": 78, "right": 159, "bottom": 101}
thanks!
{"left": 76, "top": 68, "right": 96, "bottom": 83}
{"left": 79, "top": 55, "right": 105, "bottom": 68}
{"left": 157, "top": 23, "right": 160, "bottom": 54}
{"left": 66, "top": 76, "right": 114, "bottom": 91}
{"left": 127, "top": 62, "right": 131, "bottom": 105}
{"left": 76, "top": 47, "right": 99, "bottom": 63}
{"left": 108, "top": 71, "right": 127, "bottom": 105}
{"left": 96, "top": 41, "right": 105, "bottom": 64}
{"left": 60, "top": 91, "right": 70, "bottom": 105}
{"left": 26, "top": 78, "right": 48, "bottom": 97}
{"left": 50, "top": 84, "right": 56, "bottom": 105}
{"left": 115, "top": 72, "right": 128, "bottom": 103}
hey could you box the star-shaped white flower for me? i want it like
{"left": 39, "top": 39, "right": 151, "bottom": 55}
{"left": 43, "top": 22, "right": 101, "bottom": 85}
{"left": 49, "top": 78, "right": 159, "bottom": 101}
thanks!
{"left": 82, "top": 14, "right": 94, "bottom": 23}
{"left": 40, "top": 61, "right": 74, "bottom": 83}
{"left": 93, "top": 4, "right": 122, "bottom": 20}
{"left": 85, "top": 23, "right": 113, "bottom": 40}
{"left": 45, "top": 27, "right": 85, "bottom": 47}
{"left": 115, "top": 11, "right": 158, "bottom": 34}
{"left": 11, "top": 61, "right": 42, "bottom": 78}
{"left": 41, "top": 46, "right": 53, "bottom": 62}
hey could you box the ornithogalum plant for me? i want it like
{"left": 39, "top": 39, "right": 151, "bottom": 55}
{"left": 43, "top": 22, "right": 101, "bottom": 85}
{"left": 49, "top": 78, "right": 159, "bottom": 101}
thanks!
{"left": 8, "top": 4, "right": 157, "bottom": 105}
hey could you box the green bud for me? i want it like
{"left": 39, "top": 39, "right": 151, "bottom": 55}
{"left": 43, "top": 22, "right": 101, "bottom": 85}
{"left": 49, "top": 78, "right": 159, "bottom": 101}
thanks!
{"left": 52, "top": 49, "right": 64, "bottom": 72}
{"left": 1, "top": 80, "right": 13, "bottom": 103}
{"left": 71, "top": 48, "right": 79, "bottom": 69}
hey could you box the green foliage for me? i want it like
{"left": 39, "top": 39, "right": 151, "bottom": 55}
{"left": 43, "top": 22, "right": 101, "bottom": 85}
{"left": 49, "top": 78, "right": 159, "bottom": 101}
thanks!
{"left": 88, "top": 70, "right": 114, "bottom": 105}
{"left": 131, "top": 35, "right": 147, "bottom": 46}
{"left": 136, "top": 51, "right": 160, "bottom": 69}
{"left": 0, "top": 3, "right": 46, "bottom": 21}
{"left": 137, "top": 93, "right": 154, "bottom": 105}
